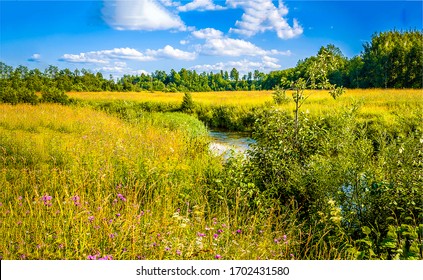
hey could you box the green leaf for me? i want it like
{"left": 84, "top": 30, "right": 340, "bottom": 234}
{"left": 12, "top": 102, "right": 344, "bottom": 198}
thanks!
{"left": 362, "top": 226, "right": 371, "bottom": 235}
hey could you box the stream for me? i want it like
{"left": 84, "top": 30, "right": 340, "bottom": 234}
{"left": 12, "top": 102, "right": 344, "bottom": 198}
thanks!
{"left": 208, "top": 130, "right": 255, "bottom": 158}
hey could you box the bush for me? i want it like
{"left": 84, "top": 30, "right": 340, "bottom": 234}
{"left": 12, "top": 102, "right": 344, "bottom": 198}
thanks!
{"left": 41, "top": 87, "right": 70, "bottom": 105}
{"left": 180, "top": 92, "right": 195, "bottom": 112}
{"left": 0, "top": 85, "right": 38, "bottom": 105}
{"left": 236, "top": 106, "right": 422, "bottom": 259}
{"left": 272, "top": 86, "right": 290, "bottom": 105}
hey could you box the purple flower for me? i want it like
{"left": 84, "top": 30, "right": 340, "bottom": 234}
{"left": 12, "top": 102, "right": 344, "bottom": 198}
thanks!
{"left": 197, "top": 232, "right": 206, "bottom": 237}
{"left": 116, "top": 213, "right": 121, "bottom": 217}
{"left": 213, "top": 234, "right": 219, "bottom": 239}
{"left": 274, "top": 238, "right": 280, "bottom": 244}
{"left": 71, "top": 195, "right": 80, "bottom": 206}
{"left": 109, "top": 233, "right": 116, "bottom": 239}
{"left": 98, "top": 255, "right": 113, "bottom": 260}
{"left": 176, "top": 250, "right": 181, "bottom": 256}
{"left": 41, "top": 195, "right": 52, "bottom": 206}
{"left": 283, "top": 235, "right": 287, "bottom": 241}
{"left": 165, "top": 247, "right": 170, "bottom": 251}
{"left": 215, "top": 254, "right": 222, "bottom": 259}
{"left": 117, "top": 193, "right": 126, "bottom": 202}
{"left": 217, "top": 229, "right": 223, "bottom": 234}
{"left": 88, "top": 216, "right": 94, "bottom": 222}
{"left": 236, "top": 229, "right": 242, "bottom": 234}
{"left": 18, "top": 196, "right": 23, "bottom": 200}
{"left": 42, "top": 195, "right": 52, "bottom": 202}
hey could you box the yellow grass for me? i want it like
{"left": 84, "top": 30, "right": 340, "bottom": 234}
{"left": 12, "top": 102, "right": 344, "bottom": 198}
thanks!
{"left": 68, "top": 89, "right": 422, "bottom": 107}
{"left": 68, "top": 90, "right": 274, "bottom": 105}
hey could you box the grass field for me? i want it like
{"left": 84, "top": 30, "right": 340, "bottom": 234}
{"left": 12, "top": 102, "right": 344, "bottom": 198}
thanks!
{"left": 68, "top": 88, "right": 422, "bottom": 106}
{"left": 69, "top": 89, "right": 422, "bottom": 131}
{"left": 1, "top": 89, "right": 422, "bottom": 260}
{"left": 0, "top": 104, "right": 307, "bottom": 260}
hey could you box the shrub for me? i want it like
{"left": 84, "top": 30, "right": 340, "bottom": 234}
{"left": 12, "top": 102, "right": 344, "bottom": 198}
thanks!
{"left": 180, "top": 92, "right": 195, "bottom": 112}
{"left": 41, "top": 87, "right": 70, "bottom": 105}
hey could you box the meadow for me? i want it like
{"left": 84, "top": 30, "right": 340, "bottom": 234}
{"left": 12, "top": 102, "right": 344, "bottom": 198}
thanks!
{"left": 1, "top": 89, "right": 422, "bottom": 260}
{"left": 69, "top": 88, "right": 422, "bottom": 131}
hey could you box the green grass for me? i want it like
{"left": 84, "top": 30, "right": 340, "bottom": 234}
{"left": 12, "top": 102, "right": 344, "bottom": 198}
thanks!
{"left": 1, "top": 88, "right": 421, "bottom": 260}
{"left": 0, "top": 104, "right": 322, "bottom": 260}
{"left": 69, "top": 89, "right": 423, "bottom": 131}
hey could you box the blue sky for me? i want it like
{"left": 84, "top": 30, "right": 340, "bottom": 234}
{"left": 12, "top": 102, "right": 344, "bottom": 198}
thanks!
{"left": 1, "top": 1, "right": 422, "bottom": 76}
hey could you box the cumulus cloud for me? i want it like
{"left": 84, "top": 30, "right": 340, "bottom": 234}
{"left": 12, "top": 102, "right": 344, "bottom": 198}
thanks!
{"left": 227, "top": 0, "right": 303, "bottom": 39}
{"left": 61, "top": 46, "right": 196, "bottom": 66}
{"left": 192, "top": 28, "right": 289, "bottom": 57}
{"left": 102, "top": 0, "right": 186, "bottom": 31}
{"left": 178, "top": 0, "right": 226, "bottom": 12}
{"left": 145, "top": 45, "right": 197, "bottom": 60}
{"left": 192, "top": 28, "right": 224, "bottom": 39}
{"left": 60, "top": 48, "right": 154, "bottom": 64}
{"left": 28, "top": 53, "right": 41, "bottom": 62}
{"left": 95, "top": 62, "right": 149, "bottom": 76}
{"left": 190, "top": 57, "right": 281, "bottom": 74}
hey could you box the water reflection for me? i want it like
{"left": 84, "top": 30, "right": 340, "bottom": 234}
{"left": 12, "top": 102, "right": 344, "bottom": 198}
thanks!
{"left": 208, "top": 130, "right": 255, "bottom": 158}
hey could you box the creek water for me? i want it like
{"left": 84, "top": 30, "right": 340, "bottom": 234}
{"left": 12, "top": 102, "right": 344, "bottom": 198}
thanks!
{"left": 208, "top": 130, "right": 255, "bottom": 158}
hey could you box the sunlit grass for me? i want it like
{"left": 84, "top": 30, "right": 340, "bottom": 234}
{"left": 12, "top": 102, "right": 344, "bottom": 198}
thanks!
{"left": 68, "top": 89, "right": 422, "bottom": 115}
{"left": 2, "top": 88, "right": 421, "bottom": 260}
{"left": 68, "top": 90, "right": 274, "bottom": 106}
{"left": 1, "top": 104, "right": 327, "bottom": 260}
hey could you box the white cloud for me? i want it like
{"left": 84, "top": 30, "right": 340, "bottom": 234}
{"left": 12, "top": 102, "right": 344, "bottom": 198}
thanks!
{"left": 145, "top": 45, "right": 197, "bottom": 60}
{"left": 102, "top": 0, "right": 186, "bottom": 31}
{"left": 191, "top": 57, "right": 281, "bottom": 74}
{"left": 61, "top": 46, "right": 196, "bottom": 66}
{"left": 227, "top": 0, "right": 303, "bottom": 39}
{"left": 178, "top": 0, "right": 226, "bottom": 12}
{"left": 158, "top": 0, "right": 181, "bottom": 7}
{"left": 192, "top": 28, "right": 224, "bottom": 39}
{"left": 60, "top": 48, "right": 155, "bottom": 64}
{"left": 192, "top": 28, "right": 289, "bottom": 57}
{"left": 95, "top": 62, "right": 149, "bottom": 78}
{"left": 180, "top": 40, "right": 189, "bottom": 45}
{"left": 28, "top": 53, "right": 41, "bottom": 62}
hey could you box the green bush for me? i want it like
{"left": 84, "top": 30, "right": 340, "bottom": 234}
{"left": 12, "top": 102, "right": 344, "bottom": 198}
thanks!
{"left": 41, "top": 87, "right": 69, "bottom": 105}
{"left": 180, "top": 92, "right": 195, "bottom": 112}
{"left": 0, "top": 85, "right": 38, "bottom": 105}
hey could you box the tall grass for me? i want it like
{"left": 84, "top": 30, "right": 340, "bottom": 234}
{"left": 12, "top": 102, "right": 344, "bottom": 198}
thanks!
{"left": 1, "top": 87, "right": 421, "bottom": 260}
{"left": 0, "top": 104, "right": 325, "bottom": 260}
{"left": 69, "top": 89, "right": 422, "bottom": 131}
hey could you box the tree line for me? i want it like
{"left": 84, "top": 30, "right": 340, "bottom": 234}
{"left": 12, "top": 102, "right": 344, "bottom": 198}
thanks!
{"left": 1, "top": 30, "right": 421, "bottom": 104}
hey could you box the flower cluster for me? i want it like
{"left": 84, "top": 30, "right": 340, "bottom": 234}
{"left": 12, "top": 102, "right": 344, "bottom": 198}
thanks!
{"left": 71, "top": 195, "right": 80, "bottom": 206}
{"left": 41, "top": 195, "right": 52, "bottom": 207}
{"left": 87, "top": 253, "right": 113, "bottom": 260}
{"left": 117, "top": 193, "right": 126, "bottom": 202}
